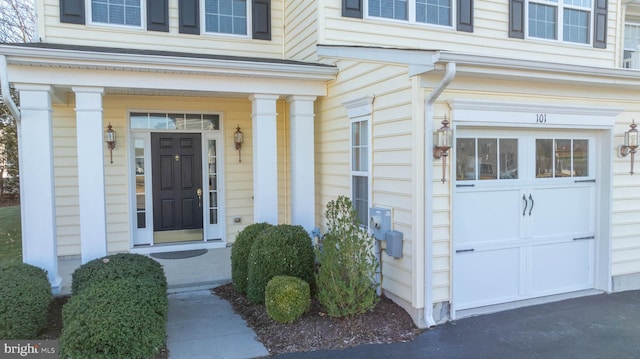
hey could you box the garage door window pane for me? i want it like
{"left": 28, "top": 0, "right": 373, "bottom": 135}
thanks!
{"left": 555, "top": 139, "right": 572, "bottom": 177}
{"left": 536, "top": 139, "right": 553, "bottom": 178}
{"left": 456, "top": 138, "right": 476, "bottom": 180}
{"left": 573, "top": 140, "right": 588, "bottom": 177}
{"left": 479, "top": 139, "right": 497, "bottom": 180}
{"left": 499, "top": 139, "right": 518, "bottom": 179}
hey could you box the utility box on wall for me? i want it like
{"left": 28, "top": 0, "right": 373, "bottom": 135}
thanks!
{"left": 385, "top": 231, "right": 403, "bottom": 258}
{"left": 369, "top": 207, "right": 391, "bottom": 240}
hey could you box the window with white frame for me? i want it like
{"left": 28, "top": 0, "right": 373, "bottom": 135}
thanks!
{"left": 91, "top": 0, "right": 142, "bottom": 26}
{"left": 204, "top": 0, "right": 248, "bottom": 35}
{"left": 528, "top": 0, "right": 592, "bottom": 44}
{"left": 351, "top": 119, "right": 369, "bottom": 226}
{"left": 368, "top": 0, "right": 452, "bottom": 26}
{"left": 624, "top": 22, "right": 640, "bottom": 68}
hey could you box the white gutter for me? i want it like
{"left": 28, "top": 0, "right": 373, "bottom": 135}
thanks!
{"left": 0, "top": 55, "right": 20, "bottom": 121}
{"left": 423, "top": 62, "right": 456, "bottom": 328}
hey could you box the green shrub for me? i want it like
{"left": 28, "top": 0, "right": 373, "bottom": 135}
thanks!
{"left": 316, "top": 196, "right": 379, "bottom": 317}
{"left": 71, "top": 253, "right": 166, "bottom": 295}
{"left": 0, "top": 263, "right": 52, "bottom": 339}
{"left": 60, "top": 279, "right": 167, "bottom": 359}
{"left": 246, "top": 224, "right": 315, "bottom": 304}
{"left": 231, "top": 222, "right": 273, "bottom": 294}
{"left": 265, "top": 276, "right": 310, "bottom": 324}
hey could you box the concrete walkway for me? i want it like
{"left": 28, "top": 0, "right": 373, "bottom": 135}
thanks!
{"left": 167, "top": 289, "right": 269, "bottom": 359}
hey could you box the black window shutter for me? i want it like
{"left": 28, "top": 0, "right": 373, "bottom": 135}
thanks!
{"left": 342, "top": 0, "right": 363, "bottom": 19}
{"left": 457, "top": 0, "right": 473, "bottom": 32}
{"left": 179, "top": 0, "right": 200, "bottom": 34}
{"left": 60, "top": 0, "right": 85, "bottom": 25}
{"left": 252, "top": 0, "right": 271, "bottom": 40}
{"left": 593, "top": 0, "right": 607, "bottom": 48}
{"left": 147, "top": 0, "right": 169, "bottom": 32}
{"left": 509, "top": 0, "right": 525, "bottom": 39}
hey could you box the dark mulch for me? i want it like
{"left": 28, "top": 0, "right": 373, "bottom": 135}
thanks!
{"left": 40, "top": 296, "right": 169, "bottom": 359}
{"left": 0, "top": 195, "right": 19, "bottom": 208}
{"left": 213, "top": 283, "right": 423, "bottom": 356}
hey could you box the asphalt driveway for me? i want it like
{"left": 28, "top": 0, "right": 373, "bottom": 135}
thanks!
{"left": 276, "top": 290, "right": 640, "bottom": 359}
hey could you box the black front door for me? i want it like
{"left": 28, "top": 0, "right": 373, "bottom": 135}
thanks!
{"left": 151, "top": 133, "right": 203, "bottom": 242}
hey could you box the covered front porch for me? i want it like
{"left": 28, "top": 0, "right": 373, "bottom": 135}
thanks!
{"left": 1, "top": 43, "right": 337, "bottom": 293}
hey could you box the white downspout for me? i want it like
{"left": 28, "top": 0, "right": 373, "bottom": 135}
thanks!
{"left": 423, "top": 62, "right": 456, "bottom": 327}
{"left": 0, "top": 55, "right": 20, "bottom": 121}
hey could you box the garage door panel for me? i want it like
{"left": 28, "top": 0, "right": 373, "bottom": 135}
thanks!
{"left": 454, "top": 248, "right": 521, "bottom": 309}
{"left": 530, "top": 240, "right": 593, "bottom": 296}
{"left": 529, "top": 187, "right": 594, "bottom": 239}
{"left": 454, "top": 190, "right": 522, "bottom": 245}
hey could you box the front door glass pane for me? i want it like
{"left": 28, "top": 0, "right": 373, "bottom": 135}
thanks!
{"left": 456, "top": 138, "right": 476, "bottom": 180}
{"left": 536, "top": 139, "right": 553, "bottom": 178}
{"left": 499, "top": 139, "right": 518, "bottom": 179}
{"left": 479, "top": 138, "right": 497, "bottom": 180}
{"left": 208, "top": 140, "right": 218, "bottom": 225}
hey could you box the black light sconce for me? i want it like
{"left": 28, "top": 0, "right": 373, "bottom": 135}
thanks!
{"left": 105, "top": 123, "right": 116, "bottom": 164}
{"left": 620, "top": 120, "right": 639, "bottom": 175}
{"left": 433, "top": 117, "right": 453, "bottom": 183}
{"left": 234, "top": 125, "right": 244, "bottom": 162}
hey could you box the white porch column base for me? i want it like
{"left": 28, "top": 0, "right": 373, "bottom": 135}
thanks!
{"left": 250, "top": 94, "right": 279, "bottom": 224}
{"left": 73, "top": 87, "right": 108, "bottom": 263}
{"left": 16, "top": 84, "right": 61, "bottom": 294}
{"left": 287, "top": 96, "right": 317, "bottom": 233}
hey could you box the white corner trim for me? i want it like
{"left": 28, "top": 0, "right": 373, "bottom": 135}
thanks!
{"left": 449, "top": 99, "right": 622, "bottom": 128}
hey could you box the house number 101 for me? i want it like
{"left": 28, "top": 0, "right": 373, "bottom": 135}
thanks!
{"left": 536, "top": 114, "right": 547, "bottom": 123}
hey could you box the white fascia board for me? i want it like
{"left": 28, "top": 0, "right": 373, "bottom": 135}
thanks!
{"left": 435, "top": 51, "right": 640, "bottom": 88}
{"left": 317, "top": 45, "right": 437, "bottom": 69}
{"left": 0, "top": 45, "right": 337, "bottom": 81}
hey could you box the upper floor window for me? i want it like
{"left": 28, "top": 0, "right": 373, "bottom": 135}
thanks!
{"left": 91, "top": 0, "right": 141, "bottom": 27}
{"left": 204, "top": 0, "right": 248, "bottom": 35}
{"left": 368, "top": 0, "right": 452, "bottom": 27}
{"left": 528, "top": 0, "right": 592, "bottom": 44}
{"left": 624, "top": 22, "right": 640, "bottom": 68}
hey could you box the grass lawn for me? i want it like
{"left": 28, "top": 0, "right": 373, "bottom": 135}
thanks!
{"left": 0, "top": 206, "right": 22, "bottom": 266}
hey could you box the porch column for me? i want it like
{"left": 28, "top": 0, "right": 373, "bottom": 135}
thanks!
{"left": 72, "top": 87, "right": 107, "bottom": 263}
{"left": 16, "top": 84, "right": 61, "bottom": 294}
{"left": 249, "top": 94, "right": 279, "bottom": 224}
{"left": 287, "top": 96, "right": 317, "bottom": 233}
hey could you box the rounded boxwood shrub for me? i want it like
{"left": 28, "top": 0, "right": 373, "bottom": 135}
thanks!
{"left": 71, "top": 253, "right": 166, "bottom": 295}
{"left": 0, "top": 263, "right": 52, "bottom": 339}
{"left": 60, "top": 278, "right": 167, "bottom": 359}
{"left": 231, "top": 222, "right": 273, "bottom": 294}
{"left": 265, "top": 276, "right": 310, "bottom": 324}
{"left": 246, "top": 224, "right": 315, "bottom": 304}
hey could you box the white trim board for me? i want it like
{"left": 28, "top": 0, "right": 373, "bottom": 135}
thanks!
{"left": 449, "top": 99, "right": 621, "bottom": 128}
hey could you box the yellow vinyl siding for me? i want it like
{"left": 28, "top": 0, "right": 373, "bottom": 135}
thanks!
{"left": 40, "top": 0, "right": 284, "bottom": 59}
{"left": 319, "top": 0, "right": 618, "bottom": 68}
{"left": 284, "top": 0, "right": 318, "bottom": 61}
{"left": 316, "top": 58, "right": 417, "bottom": 305}
{"left": 50, "top": 94, "right": 292, "bottom": 256}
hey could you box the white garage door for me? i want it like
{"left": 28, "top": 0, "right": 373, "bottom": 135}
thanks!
{"left": 453, "top": 129, "right": 596, "bottom": 310}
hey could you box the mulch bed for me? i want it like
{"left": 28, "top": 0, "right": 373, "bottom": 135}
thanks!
{"left": 213, "top": 283, "right": 423, "bottom": 355}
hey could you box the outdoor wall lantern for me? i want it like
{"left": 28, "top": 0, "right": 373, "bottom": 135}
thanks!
{"left": 234, "top": 125, "right": 244, "bottom": 162}
{"left": 105, "top": 123, "right": 116, "bottom": 164}
{"left": 433, "top": 117, "right": 453, "bottom": 183}
{"left": 620, "top": 120, "right": 639, "bottom": 175}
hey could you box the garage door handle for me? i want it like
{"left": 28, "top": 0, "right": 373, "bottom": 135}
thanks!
{"left": 522, "top": 194, "right": 528, "bottom": 217}
{"left": 528, "top": 194, "right": 534, "bottom": 216}
{"left": 456, "top": 249, "right": 475, "bottom": 253}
